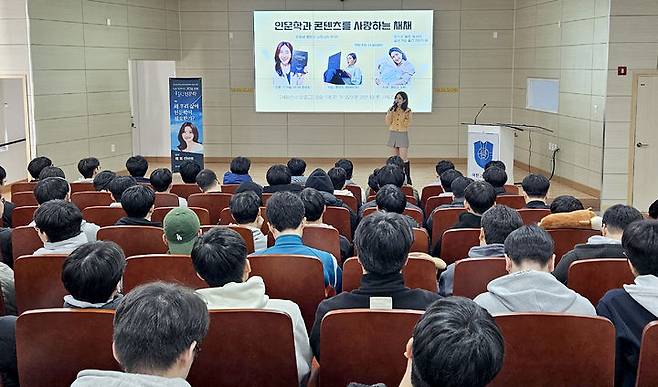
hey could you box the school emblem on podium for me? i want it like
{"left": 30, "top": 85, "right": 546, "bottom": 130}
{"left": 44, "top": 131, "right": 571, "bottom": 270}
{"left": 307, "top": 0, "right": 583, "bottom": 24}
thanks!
{"left": 474, "top": 141, "right": 494, "bottom": 169}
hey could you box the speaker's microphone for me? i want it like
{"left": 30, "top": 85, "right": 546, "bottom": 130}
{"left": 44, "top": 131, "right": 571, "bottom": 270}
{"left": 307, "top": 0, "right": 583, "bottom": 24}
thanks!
{"left": 474, "top": 103, "right": 487, "bottom": 124}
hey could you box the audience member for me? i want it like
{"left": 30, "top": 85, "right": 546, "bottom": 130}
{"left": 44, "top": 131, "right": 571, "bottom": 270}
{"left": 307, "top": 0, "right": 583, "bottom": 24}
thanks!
{"left": 554, "top": 204, "right": 643, "bottom": 284}
{"left": 429, "top": 159, "right": 455, "bottom": 186}
{"left": 223, "top": 156, "right": 253, "bottom": 185}
{"left": 367, "top": 168, "right": 380, "bottom": 194}
{"left": 179, "top": 160, "right": 202, "bottom": 184}
{"left": 0, "top": 165, "right": 15, "bottom": 228}
{"left": 150, "top": 168, "right": 187, "bottom": 207}
{"left": 439, "top": 205, "right": 523, "bottom": 296}
{"left": 483, "top": 167, "right": 508, "bottom": 196}
{"left": 125, "top": 155, "right": 149, "bottom": 184}
{"left": 107, "top": 176, "right": 137, "bottom": 206}
{"left": 229, "top": 191, "right": 267, "bottom": 252}
{"left": 376, "top": 184, "right": 418, "bottom": 228}
{"left": 0, "top": 259, "right": 14, "bottom": 316}
{"left": 649, "top": 199, "right": 658, "bottom": 219}
{"left": 360, "top": 165, "right": 422, "bottom": 217}
{"left": 521, "top": 174, "right": 551, "bottom": 209}
{"left": 33, "top": 200, "right": 88, "bottom": 255}
{"left": 288, "top": 157, "right": 308, "bottom": 186}
{"left": 195, "top": 169, "right": 221, "bottom": 193}
{"left": 439, "top": 176, "right": 472, "bottom": 209}
{"left": 597, "top": 220, "right": 658, "bottom": 387}
{"left": 191, "top": 227, "right": 311, "bottom": 382}
{"left": 116, "top": 185, "right": 162, "bottom": 227}
{"left": 162, "top": 207, "right": 201, "bottom": 255}
{"left": 263, "top": 164, "right": 302, "bottom": 193}
{"left": 251, "top": 191, "right": 341, "bottom": 289}
{"left": 550, "top": 195, "right": 584, "bottom": 213}
{"left": 27, "top": 156, "right": 52, "bottom": 181}
{"left": 485, "top": 160, "right": 506, "bottom": 171}
{"left": 437, "top": 169, "right": 463, "bottom": 197}
{"left": 387, "top": 155, "right": 417, "bottom": 197}
{"left": 235, "top": 181, "right": 263, "bottom": 202}
{"left": 300, "top": 187, "right": 353, "bottom": 262}
{"left": 310, "top": 212, "right": 441, "bottom": 358}
{"left": 398, "top": 297, "right": 504, "bottom": 387}
{"left": 76, "top": 157, "right": 100, "bottom": 182}
{"left": 335, "top": 159, "right": 355, "bottom": 185}
{"left": 305, "top": 168, "right": 357, "bottom": 228}
{"left": 72, "top": 282, "right": 209, "bottom": 386}
{"left": 474, "top": 225, "right": 595, "bottom": 315}
{"left": 38, "top": 166, "right": 65, "bottom": 180}
{"left": 62, "top": 241, "right": 125, "bottom": 309}
{"left": 328, "top": 167, "right": 353, "bottom": 197}
{"left": 93, "top": 170, "right": 116, "bottom": 192}
{"left": 452, "top": 181, "right": 496, "bottom": 229}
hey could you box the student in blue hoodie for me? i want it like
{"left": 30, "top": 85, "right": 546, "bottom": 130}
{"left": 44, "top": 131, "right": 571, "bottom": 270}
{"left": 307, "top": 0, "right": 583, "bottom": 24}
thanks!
{"left": 223, "top": 156, "right": 253, "bottom": 185}
{"left": 597, "top": 220, "right": 658, "bottom": 387}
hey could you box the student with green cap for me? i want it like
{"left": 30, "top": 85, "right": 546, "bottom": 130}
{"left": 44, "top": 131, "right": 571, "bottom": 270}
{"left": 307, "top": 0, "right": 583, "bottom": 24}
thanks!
{"left": 162, "top": 207, "right": 201, "bottom": 255}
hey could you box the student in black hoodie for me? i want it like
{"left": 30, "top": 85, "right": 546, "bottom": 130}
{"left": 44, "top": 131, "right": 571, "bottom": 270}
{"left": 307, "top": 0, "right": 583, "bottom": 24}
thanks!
{"left": 553, "top": 204, "right": 643, "bottom": 284}
{"left": 521, "top": 173, "right": 551, "bottom": 209}
{"left": 482, "top": 167, "right": 509, "bottom": 196}
{"left": 359, "top": 165, "right": 423, "bottom": 218}
{"left": 304, "top": 168, "right": 357, "bottom": 230}
{"left": 115, "top": 185, "right": 162, "bottom": 227}
{"left": 262, "top": 164, "right": 302, "bottom": 193}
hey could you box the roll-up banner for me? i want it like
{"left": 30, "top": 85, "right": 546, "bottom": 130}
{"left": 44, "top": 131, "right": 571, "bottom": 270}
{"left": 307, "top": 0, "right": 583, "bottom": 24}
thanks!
{"left": 169, "top": 78, "right": 204, "bottom": 172}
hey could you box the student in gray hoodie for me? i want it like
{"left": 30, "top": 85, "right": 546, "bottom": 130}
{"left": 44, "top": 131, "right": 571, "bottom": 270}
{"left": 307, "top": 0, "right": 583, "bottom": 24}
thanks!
{"left": 33, "top": 200, "right": 89, "bottom": 256}
{"left": 474, "top": 225, "right": 596, "bottom": 316}
{"left": 71, "top": 282, "right": 209, "bottom": 387}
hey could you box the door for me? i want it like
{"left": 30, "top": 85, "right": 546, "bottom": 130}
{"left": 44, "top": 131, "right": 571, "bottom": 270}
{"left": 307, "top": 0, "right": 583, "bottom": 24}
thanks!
{"left": 0, "top": 77, "right": 30, "bottom": 183}
{"left": 632, "top": 75, "right": 658, "bottom": 211}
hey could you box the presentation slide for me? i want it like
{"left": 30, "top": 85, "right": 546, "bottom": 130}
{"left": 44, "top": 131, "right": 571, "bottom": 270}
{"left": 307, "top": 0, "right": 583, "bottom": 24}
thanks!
{"left": 254, "top": 10, "right": 434, "bottom": 112}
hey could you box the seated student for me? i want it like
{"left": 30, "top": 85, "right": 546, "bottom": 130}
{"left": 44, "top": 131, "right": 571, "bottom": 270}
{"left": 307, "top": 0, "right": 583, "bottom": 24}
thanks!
{"left": 27, "top": 156, "right": 52, "bottom": 181}
{"left": 71, "top": 282, "right": 209, "bottom": 386}
{"left": 125, "top": 155, "right": 150, "bottom": 184}
{"left": 93, "top": 170, "right": 116, "bottom": 192}
{"left": 0, "top": 315, "right": 18, "bottom": 385}
{"left": 108, "top": 176, "right": 137, "bottom": 207}
{"left": 192, "top": 227, "right": 311, "bottom": 383}
{"left": 386, "top": 156, "right": 418, "bottom": 199}
{"left": 597, "top": 220, "right": 658, "bottom": 387}
{"left": 38, "top": 166, "right": 65, "bottom": 180}
{"left": 229, "top": 191, "right": 267, "bottom": 252}
{"left": 288, "top": 157, "right": 308, "bottom": 186}
{"left": 437, "top": 169, "right": 463, "bottom": 198}
{"left": 397, "top": 298, "right": 504, "bottom": 387}
{"left": 474, "top": 225, "right": 595, "bottom": 315}
{"left": 554, "top": 204, "right": 643, "bottom": 284}
{"left": 439, "top": 205, "right": 524, "bottom": 296}
{"left": 305, "top": 168, "right": 358, "bottom": 229}
{"left": 521, "top": 173, "right": 551, "bottom": 209}
{"left": 428, "top": 159, "right": 455, "bottom": 186}
{"left": 367, "top": 168, "right": 381, "bottom": 194}
{"left": 451, "top": 181, "right": 496, "bottom": 229}
{"left": 195, "top": 168, "right": 221, "bottom": 193}
{"left": 0, "top": 165, "right": 16, "bottom": 228}
{"left": 310, "top": 212, "right": 441, "bottom": 358}
{"left": 360, "top": 165, "right": 422, "bottom": 217}
{"left": 300, "top": 187, "right": 353, "bottom": 262}
{"left": 483, "top": 166, "right": 509, "bottom": 196}
{"left": 550, "top": 194, "right": 584, "bottom": 213}
{"left": 485, "top": 160, "right": 506, "bottom": 171}
{"left": 235, "top": 181, "right": 263, "bottom": 202}
{"left": 262, "top": 164, "right": 302, "bottom": 193}
{"left": 62, "top": 241, "right": 125, "bottom": 309}
{"left": 179, "top": 160, "right": 202, "bottom": 184}
{"left": 150, "top": 168, "right": 188, "bottom": 207}
{"left": 33, "top": 177, "right": 100, "bottom": 241}
{"left": 328, "top": 167, "right": 353, "bottom": 197}
{"left": 76, "top": 157, "right": 100, "bottom": 183}
{"left": 375, "top": 184, "right": 418, "bottom": 228}
{"left": 649, "top": 200, "right": 658, "bottom": 219}
{"left": 438, "top": 176, "right": 472, "bottom": 209}
{"left": 115, "top": 185, "right": 162, "bottom": 227}
{"left": 0, "top": 260, "right": 15, "bottom": 317}
{"left": 33, "top": 200, "right": 88, "bottom": 255}
{"left": 335, "top": 159, "right": 356, "bottom": 185}
{"left": 162, "top": 207, "right": 201, "bottom": 255}
{"left": 251, "top": 191, "right": 341, "bottom": 290}
{"left": 223, "top": 156, "right": 253, "bottom": 185}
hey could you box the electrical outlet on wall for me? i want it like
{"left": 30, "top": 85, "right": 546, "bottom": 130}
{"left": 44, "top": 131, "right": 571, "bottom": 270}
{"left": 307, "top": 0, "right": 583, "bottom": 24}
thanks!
{"left": 111, "top": 144, "right": 116, "bottom": 153}
{"left": 548, "top": 143, "right": 559, "bottom": 151}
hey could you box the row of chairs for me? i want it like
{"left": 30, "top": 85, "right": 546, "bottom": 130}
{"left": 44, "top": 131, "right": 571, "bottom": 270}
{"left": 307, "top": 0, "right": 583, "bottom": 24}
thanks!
{"left": 419, "top": 183, "right": 520, "bottom": 207}
{"left": 15, "top": 307, "right": 657, "bottom": 387}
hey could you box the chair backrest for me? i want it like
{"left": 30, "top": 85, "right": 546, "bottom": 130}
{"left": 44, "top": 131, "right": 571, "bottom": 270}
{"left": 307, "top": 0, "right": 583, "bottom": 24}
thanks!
{"left": 302, "top": 225, "right": 341, "bottom": 263}
{"left": 319, "top": 309, "right": 423, "bottom": 387}
{"left": 324, "top": 206, "right": 352, "bottom": 241}
{"left": 97, "top": 226, "right": 166, "bottom": 257}
{"left": 187, "top": 310, "right": 298, "bottom": 387}
{"left": 336, "top": 194, "right": 358, "bottom": 213}
{"left": 153, "top": 192, "right": 180, "bottom": 208}
{"left": 490, "top": 313, "right": 615, "bottom": 386}
{"left": 517, "top": 208, "right": 551, "bottom": 225}
{"left": 170, "top": 183, "right": 202, "bottom": 199}
{"left": 14, "top": 255, "right": 68, "bottom": 313}
{"left": 424, "top": 195, "right": 454, "bottom": 216}
{"left": 430, "top": 208, "right": 466, "bottom": 250}
{"left": 69, "top": 182, "right": 95, "bottom": 194}
{"left": 420, "top": 185, "right": 444, "bottom": 208}
{"left": 548, "top": 228, "right": 600, "bottom": 265}
{"left": 12, "top": 191, "right": 37, "bottom": 207}
{"left": 11, "top": 226, "right": 43, "bottom": 263}
{"left": 227, "top": 225, "right": 255, "bottom": 254}
{"left": 71, "top": 191, "right": 113, "bottom": 210}
{"left": 411, "top": 227, "right": 429, "bottom": 253}
{"left": 567, "top": 258, "right": 633, "bottom": 305}
{"left": 495, "top": 194, "right": 526, "bottom": 209}
{"left": 636, "top": 321, "right": 658, "bottom": 387}
{"left": 220, "top": 184, "right": 240, "bottom": 193}
{"left": 16, "top": 309, "right": 119, "bottom": 387}
{"left": 11, "top": 181, "right": 36, "bottom": 195}
{"left": 401, "top": 185, "right": 414, "bottom": 197}
{"left": 122, "top": 254, "right": 206, "bottom": 293}
{"left": 12, "top": 205, "right": 37, "bottom": 227}
{"left": 504, "top": 184, "right": 520, "bottom": 194}
{"left": 342, "top": 257, "right": 438, "bottom": 293}
{"left": 440, "top": 228, "right": 481, "bottom": 265}
{"left": 218, "top": 207, "right": 234, "bottom": 225}
{"left": 188, "top": 193, "right": 232, "bottom": 225}
{"left": 248, "top": 254, "right": 326, "bottom": 331}
{"left": 403, "top": 207, "right": 423, "bottom": 225}
{"left": 453, "top": 257, "right": 507, "bottom": 299}
{"left": 82, "top": 206, "right": 127, "bottom": 227}
{"left": 345, "top": 184, "right": 362, "bottom": 205}
{"left": 262, "top": 192, "right": 273, "bottom": 205}
{"left": 151, "top": 206, "right": 211, "bottom": 225}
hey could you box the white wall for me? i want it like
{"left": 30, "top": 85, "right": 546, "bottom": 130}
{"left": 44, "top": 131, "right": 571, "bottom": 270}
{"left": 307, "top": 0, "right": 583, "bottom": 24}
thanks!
{"left": 0, "top": 78, "right": 29, "bottom": 184}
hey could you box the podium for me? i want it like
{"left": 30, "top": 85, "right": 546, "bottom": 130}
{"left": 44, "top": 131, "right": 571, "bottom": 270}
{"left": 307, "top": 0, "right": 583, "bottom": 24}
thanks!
{"left": 467, "top": 124, "right": 516, "bottom": 183}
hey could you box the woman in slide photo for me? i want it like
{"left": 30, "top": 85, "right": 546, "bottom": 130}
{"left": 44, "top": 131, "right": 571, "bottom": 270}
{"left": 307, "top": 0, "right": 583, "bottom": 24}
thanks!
{"left": 385, "top": 91, "right": 413, "bottom": 184}
{"left": 273, "top": 41, "right": 307, "bottom": 86}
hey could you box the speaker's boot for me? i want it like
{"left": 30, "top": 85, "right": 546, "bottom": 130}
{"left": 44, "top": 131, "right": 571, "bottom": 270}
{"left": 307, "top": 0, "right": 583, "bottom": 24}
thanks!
{"left": 404, "top": 161, "right": 412, "bottom": 185}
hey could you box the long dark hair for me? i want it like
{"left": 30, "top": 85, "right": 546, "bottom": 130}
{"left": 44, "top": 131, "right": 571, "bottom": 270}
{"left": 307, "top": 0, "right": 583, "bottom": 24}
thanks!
{"left": 274, "top": 41, "right": 293, "bottom": 76}
{"left": 395, "top": 91, "right": 409, "bottom": 111}
{"left": 177, "top": 122, "right": 199, "bottom": 151}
